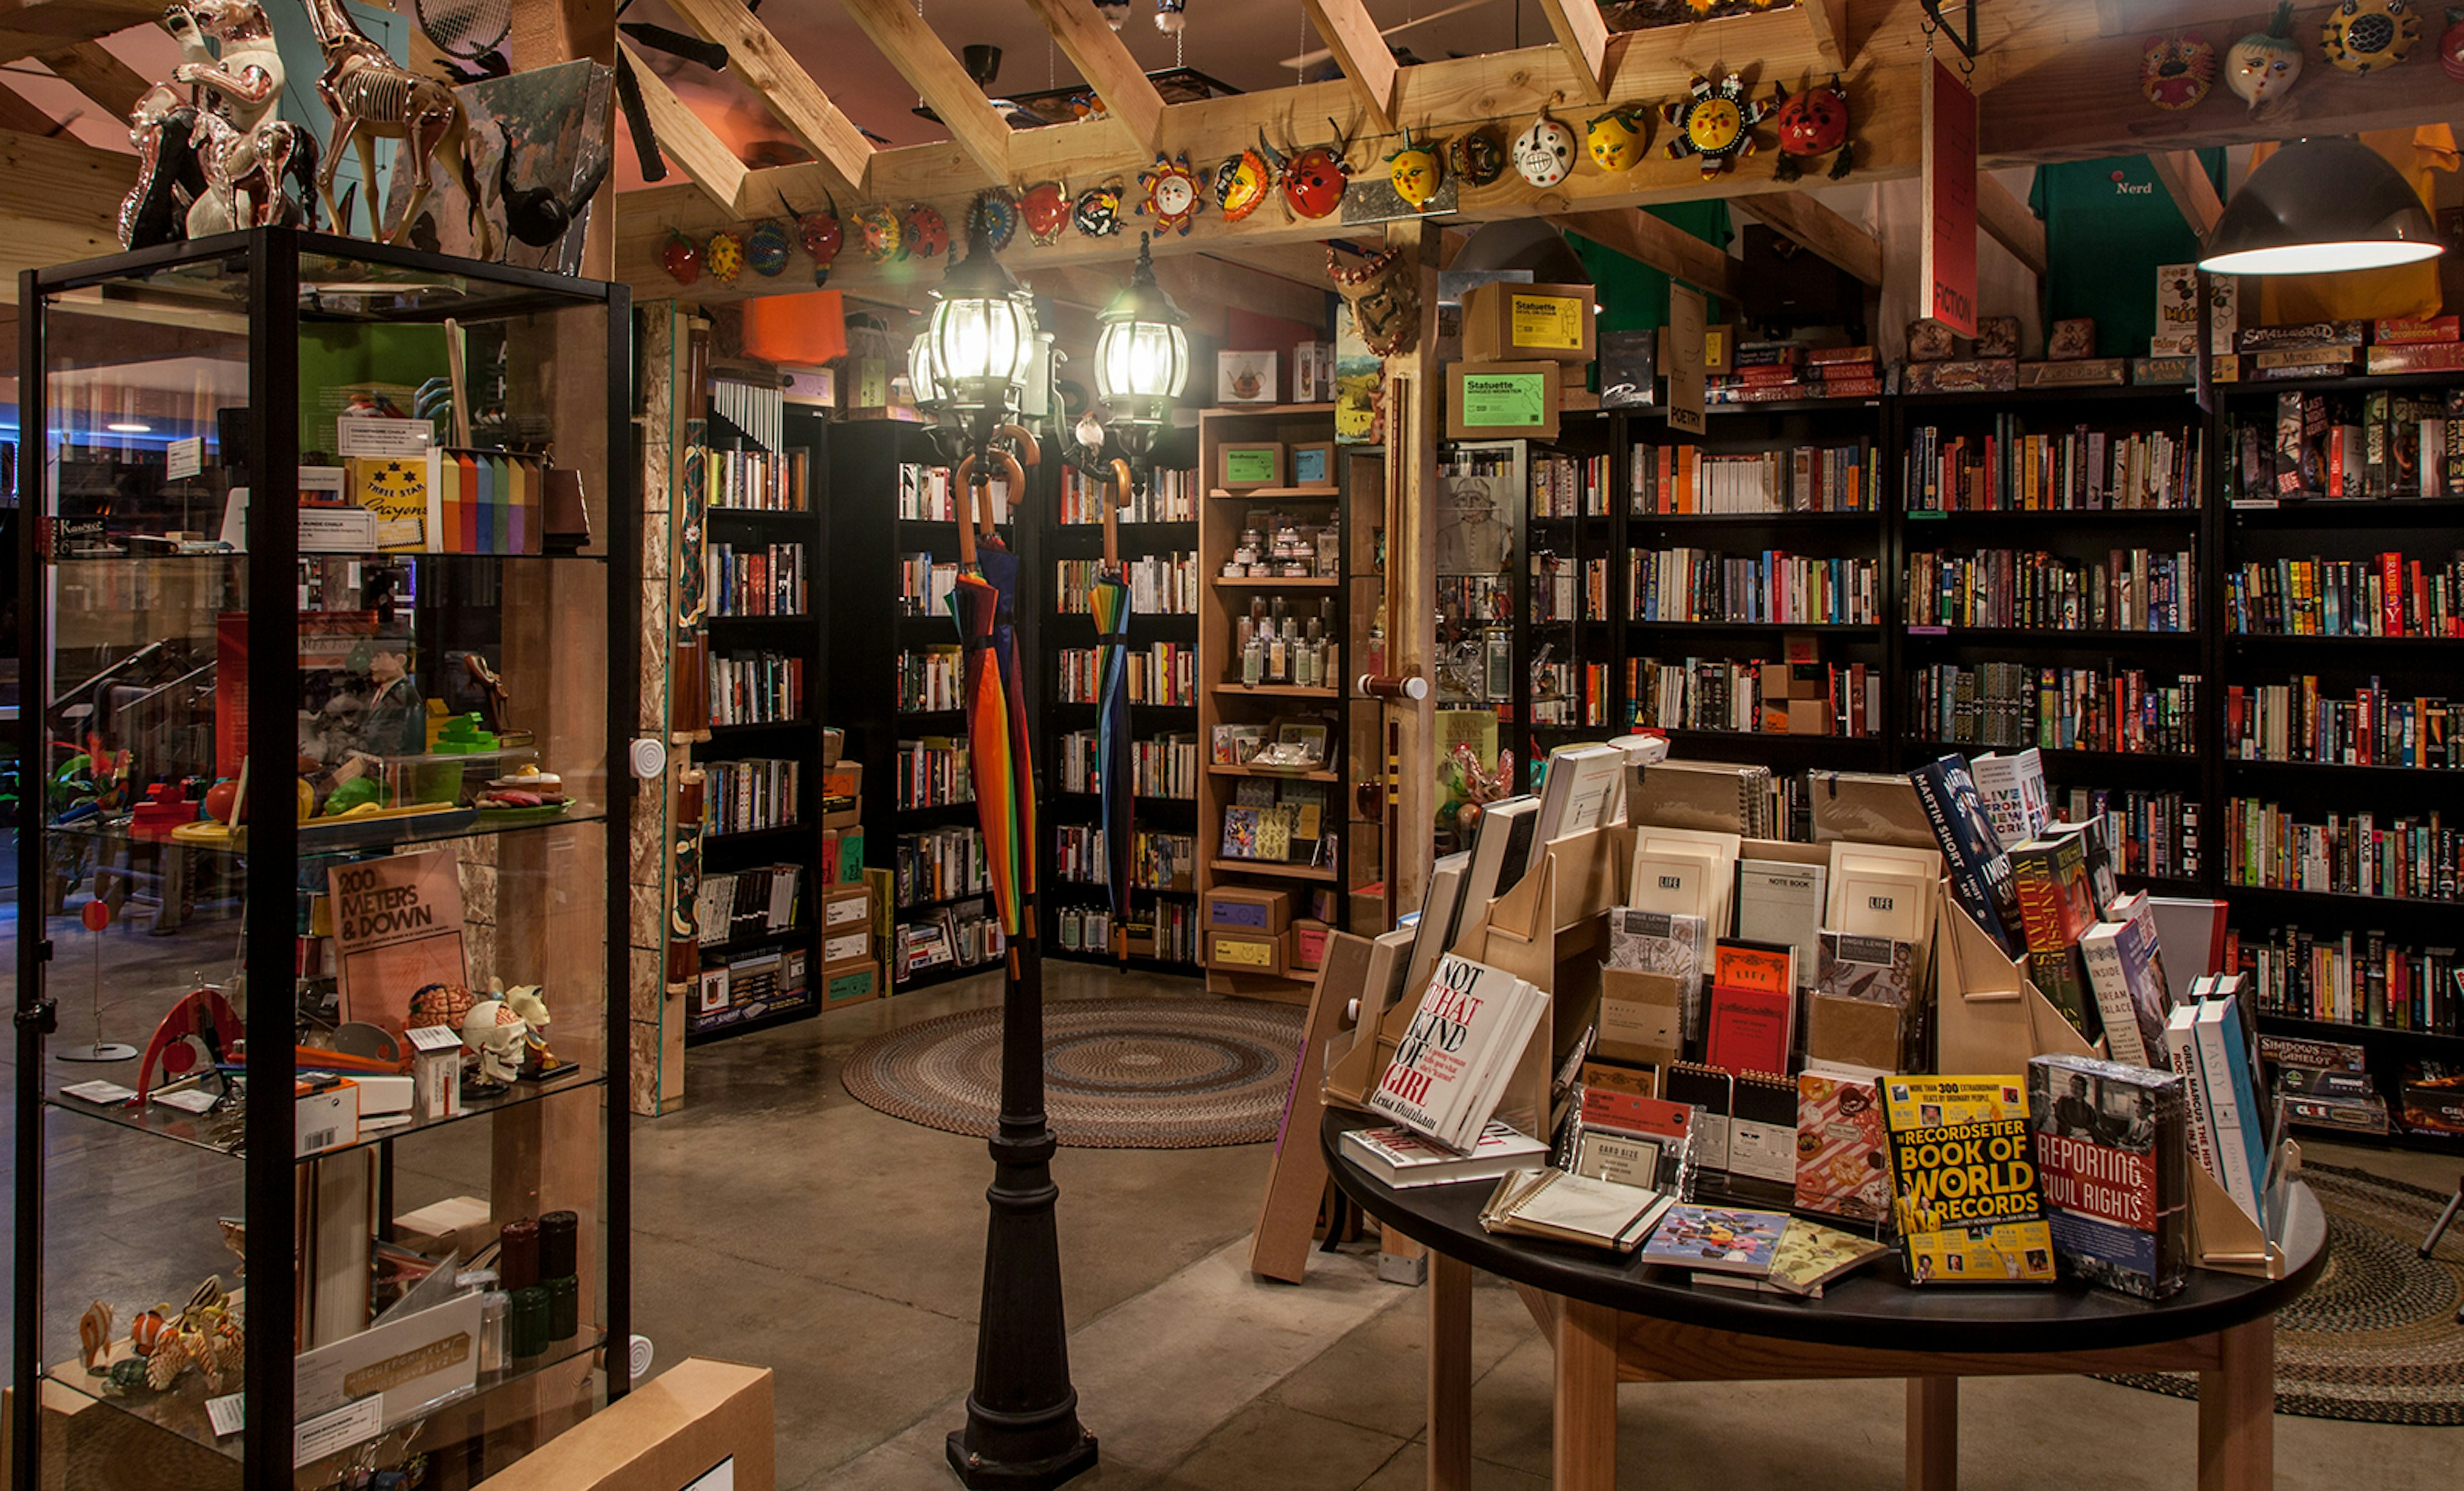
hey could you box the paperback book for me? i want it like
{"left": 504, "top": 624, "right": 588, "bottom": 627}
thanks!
{"left": 1339, "top": 1121, "right": 1549, "bottom": 1189}
{"left": 1635, "top": 1203, "right": 1792, "bottom": 1276}
{"left": 2027, "top": 1054, "right": 2190, "bottom": 1299}
{"left": 1881, "top": 1074, "right": 2058, "bottom": 1284}
{"left": 2009, "top": 832, "right": 2102, "bottom": 1044}
{"left": 2080, "top": 893, "right": 2175, "bottom": 1068}
{"left": 1793, "top": 1071, "right": 1890, "bottom": 1223}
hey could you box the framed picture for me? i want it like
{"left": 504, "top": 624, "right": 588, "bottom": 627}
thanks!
{"left": 1217, "top": 442, "right": 1285, "bottom": 492}
{"left": 1217, "top": 349, "right": 1279, "bottom": 405}
{"left": 1287, "top": 442, "right": 1334, "bottom": 488}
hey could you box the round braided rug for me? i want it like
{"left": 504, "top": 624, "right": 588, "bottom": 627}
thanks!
{"left": 838, "top": 997, "right": 1307, "bottom": 1149}
{"left": 2098, "top": 1162, "right": 2464, "bottom": 1424}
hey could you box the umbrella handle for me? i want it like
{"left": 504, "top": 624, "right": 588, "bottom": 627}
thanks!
{"left": 1000, "top": 424, "right": 1041, "bottom": 465}
{"left": 954, "top": 455, "right": 979, "bottom": 566}
{"left": 1104, "top": 457, "right": 1133, "bottom": 569}
{"left": 991, "top": 451, "right": 1023, "bottom": 541}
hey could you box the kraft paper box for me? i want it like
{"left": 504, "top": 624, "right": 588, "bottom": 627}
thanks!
{"left": 1290, "top": 918, "right": 1331, "bottom": 971}
{"left": 1596, "top": 968, "right": 1684, "bottom": 1068}
{"left": 821, "top": 927, "right": 869, "bottom": 965}
{"left": 1580, "top": 1058, "right": 1657, "bottom": 1098}
{"left": 820, "top": 727, "right": 844, "bottom": 765}
{"left": 474, "top": 1357, "right": 775, "bottom": 1491}
{"left": 1459, "top": 281, "right": 1597, "bottom": 365}
{"left": 1627, "top": 758, "right": 1772, "bottom": 832}
{"left": 1202, "top": 886, "right": 1292, "bottom": 934}
{"left": 819, "top": 761, "right": 862, "bottom": 802}
{"left": 1807, "top": 993, "right": 1902, "bottom": 1071}
{"left": 1204, "top": 927, "right": 1287, "bottom": 977}
{"left": 819, "top": 959, "right": 878, "bottom": 1008}
{"left": 1786, "top": 700, "right": 1829, "bottom": 736}
{"left": 1447, "top": 360, "right": 1561, "bottom": 441}
{"left": 821, "top": 884, "right": 871, "bottom": 929}
{"left": 1806, "top": 768, "right": 1937, "bottom": 848}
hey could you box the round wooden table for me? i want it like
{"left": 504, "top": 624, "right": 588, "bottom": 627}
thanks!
{"left": 1322, "top": 1108, "right": 2327, "bottom": 1491}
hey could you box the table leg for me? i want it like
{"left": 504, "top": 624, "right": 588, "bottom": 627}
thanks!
{"left": 2198, "top": 1318, "right": 2274, "bottom": 1491}
{"left": 1427, "top": 1251, "right": 1472, "bottom": 1491}
{"left": 1906, "top": 1377, "right": 1958, "bottom": 1491}
{"left": 1553, "top": 1297, "right": 1618, "bottom": 1491}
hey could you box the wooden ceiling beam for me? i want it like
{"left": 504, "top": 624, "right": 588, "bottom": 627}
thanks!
{"left": 38, "top": 40, "right": 148, "bottom": 119}
{"left": 839, "top": 0, "right": 1011, "bottom": 184}
{"left": 1974, "top": 171, "right": 2047, "bottom": 278}
{"left": 1533, "top": 0, "right": 1613, "bottom": 103}
{"left": 1731, "top": 191, "right": 1883, "bottom": 286}
{"left": 0, "top": 127, "right": 139, "bottom": 300}
{"left": 1798, "top": 1, "right": 1849, "bottom": 70}
{"left": 1300, "top": 0, "right": 1399, "bottom": 132}
{"left": 2146, "top": 149, "right": 2223, "bottom": 237}
{"left": 1024, "top": 0, "right": 1166, "bottom": 153}
{"left": 665, "top": 0, "right": 873, "bottom": 196}
{"left": 615, "top": 38, "right": 746, "bottom": 214}
{"left": 0, "top": 76, "right": 56, "bottom": 135}
{"left": 1548, "top": 209, "right": 1735, "bottom": 300}
{"left": 0, "top": 1, "right": 158, "bottom": 65}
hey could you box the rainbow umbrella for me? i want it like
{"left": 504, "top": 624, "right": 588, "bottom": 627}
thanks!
{"left": 948, "top": 570, "right": 1023, "bottom": 935}
{"left": 1089, "top": 570, "right": 1134, "bottom": 939}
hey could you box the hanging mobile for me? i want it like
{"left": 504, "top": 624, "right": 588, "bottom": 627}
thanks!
{"left": 58, "top": 899, "right": 136, "bottom": 1062}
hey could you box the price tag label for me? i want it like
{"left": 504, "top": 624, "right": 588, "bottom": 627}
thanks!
{"left": 167, "top": 436, "right": 203, "bottom": 481}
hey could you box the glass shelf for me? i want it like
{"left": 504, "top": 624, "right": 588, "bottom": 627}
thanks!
{"left": 46, "top": 1067, "right": 603, "bottom": 1164}
{"left": 52, "top": 805, "right": 605, "bottom": 861}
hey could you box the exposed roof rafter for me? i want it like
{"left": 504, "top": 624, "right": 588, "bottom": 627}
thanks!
{"left": 839, "top": 0, "right": 1011, "bottom": 184}
{"left": 1301, "top": 0, "right": 1399, "bottom": 132}
{"left": 1023, "top": 0, "right": 1166, "bottom": 153}
{"left": 667, "top": 0, "right": 875, "bottom": 196}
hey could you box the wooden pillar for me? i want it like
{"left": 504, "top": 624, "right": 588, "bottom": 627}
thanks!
{"left": 631, "top": 305, "right": 687, "bottom": 1115}
{"left": 1552, "top": 1298, "right": 1619, "bottom": 1491}
{"left": 1382, "top": 220, "right": 1442, "bottom": 917}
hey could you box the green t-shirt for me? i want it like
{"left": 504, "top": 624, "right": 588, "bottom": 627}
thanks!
{"left": 2028, "top": 153, "right": 2223, "bottom": 358}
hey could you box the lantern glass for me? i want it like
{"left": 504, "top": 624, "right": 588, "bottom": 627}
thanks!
{"left": 928, "top": 291, "right": 1035, "bottom": 409}
{"left": 1095, "top": 318, "right": 1188, "bottom": 411}
{"left": 907, "top": 336, "right": 943, "bottom": 407}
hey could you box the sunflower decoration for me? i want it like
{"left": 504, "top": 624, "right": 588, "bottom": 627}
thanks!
{"left": 1661, "top": 72, "right": 1772, "bottom": 180}
{"left": 1075, "top": 183, "right": 1125, "bottom": 237}
{"left": 1586, "top": 108, "right": 1651, "bottom": 173}
{"left": 1215, "top": 139, "right": 1273, "bottom": 221}
{"left": 1447, "top": 126, "right": 1505, "bottom": 187}
{"left": 1137, "top": 153, "right": 1204, "bottom": 235}
{"left": 2320, "top": 0, "right": 2419, "bottom": 74}
{"left": 853, "top": 204, "right": 903, "bottom": 264}
{"left": 1385, "top": 134, "right": 1444, "bottom": 211}
{"left": 969, "top": 187, "right": 1020, "bottom": 250}
{"left": 705, "top": 228, "right": 744, "bottom": 285}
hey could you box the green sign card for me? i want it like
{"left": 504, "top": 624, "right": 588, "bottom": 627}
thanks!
{"left": 1459, "top": 372, "right": 1546, "bottom": 427}
{"left": 1224, "top": 447, "right": 1279, "bottom": 485}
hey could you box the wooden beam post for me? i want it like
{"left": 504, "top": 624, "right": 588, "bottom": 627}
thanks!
{"left": 0, "top": 2, "right": 158, "bottom": 65}
{"left": 0, "top": 78, "right": 56, "bottom": 135}
{"left": 840, "top": 0, "right": 1011, "bottom": 184}
{"left": 666, "top": 0, "right": 873, "bottom": 196}
{"left": 1384, "top": 216, "right": 1441, "bottom": 920}
{"left": 2146, "top": 149, "right": 2223, "bottom": 237}
{"left": 1549, "top": 209, "right": 1736, "bottom": 300}
{"left": 614, "top": 37, "right": 746, "bottom": 214}
{"left": 1975, "top": 171, "right": 2047, "bottom": 279}
{"left": 0, "top": 127, "right": 139, "bottom": 299}
{"left": 35, "top": 41, "right": 148, "bottom": 119}
{"left": 1732, "top": 191, "right": 1883, "bottom": 286}
{"left": 1799, "top": 0, "right": 1849, "bottom": 70}
{"left": 1025, "top": 0, "right": 1166, "bottom": 153}
{"left": 1300, "top": 0, "right": 1398, "bottom": 132}
{"left": 1534, "top": 0, "right": 1613, "bottom": 103}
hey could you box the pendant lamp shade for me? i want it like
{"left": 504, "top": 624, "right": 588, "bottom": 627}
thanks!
{"left": 2199, "top": 137, "right": 2445, "bottom": 275}
{"left": 1094, "top": 234, "right": 1190, "bottom": 428}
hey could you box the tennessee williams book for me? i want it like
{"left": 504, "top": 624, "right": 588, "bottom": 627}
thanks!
{"left": 2026, "top": 1054, "right": 2190, "bottom": 1299}
{"left": 1881, "top": 1074, "right": 2058, "bottom": 1284}
{"left": 1367, "top": 953, "right": 1548, "bottom": 1151}
{"left": 2008, "top": 833, "right": 2103, "bottom": 1044}
{"left": 1908, "top": 754, "right": 2024, "bottom": 956}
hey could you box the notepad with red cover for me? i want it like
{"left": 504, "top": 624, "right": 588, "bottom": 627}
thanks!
{"left": 1704, "top": 940, "right": 1794, "bottom": 1078}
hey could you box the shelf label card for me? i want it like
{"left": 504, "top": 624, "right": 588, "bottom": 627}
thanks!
{"left": 167, "top": 436, "right": 203, "bottom": 481}
{"left": 336, "top": 416, "right": 433, "bottom": 458}
{"left": 293, "top": 1395, "right": 384, "bottom": 1467}
{"left": 205, "top": 1392, "right": 245, "bottom": 1438}
{"left": 1224, "top": 448, "right": 1278, "bottom": 485}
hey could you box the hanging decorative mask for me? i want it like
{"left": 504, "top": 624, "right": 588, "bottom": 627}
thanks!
{"left": 1282, "top": 136, "right": 1351, "bottom": 220}
{"left": 2141, "top": 31, "right": 2216, "bottom": 109}
{"left": 1074, "top": 183, "right": 1124, "bottom": 237}
{"left": 2321, "top": 0, "right": 2420, "bottom": 74}
{"left": 1095, "top": 0, "right": 1131, "bottom": 29}
{"left": 745, "top": 218, "right": 792, "bottom": 277}
{"left": 1661, "top": 73, "right": 1771, "bottom": 180}
{"left": 1020, "top": 181, "right": 1071, "bottom": 245}
{"left": 1770, "top": 76, "right": 1854, "bottom": 182}
{"left": 705, "top": 228, "right": 744, "bottom": 285}
{"left": 797, "top": 192, "right": 843, "bottom": 285}
{"left": 1385, "top": 135, "right": 1443, "bottom": 209}
{"left": 1586, "top": 108, "right": 1650, "bottom": 173}
{"left": 2227, "top": 4, "right": 2306, "bottom": 110}
{"left": 2443, "top": 6, "right": 2464, "bottom": 80}
{"left": 900, "top": 203, "right": 948, "bottom": 259}
{"left": 1329, "top": 245, "right": 1419, "bottom": 358}
{"left": 662, "top": 230, "right": 702, "bottom": 285}
{"left": 969, "top": 187, "right": 1020, "bottom": 250}
{"left": 853, "top": 204, "right": 903, "bottom": 263}
{"left": 1138, "top": 153, "right": 1203, "bottom": 234}
{"left": 1514, "top": 108, "right": 1577, "bottom": 187}
{"left": 1216, "top": 138, "right": 1274, "bottom": 221}
{"left": 1447, "top": 126, "right": 1505, "bottom": 187}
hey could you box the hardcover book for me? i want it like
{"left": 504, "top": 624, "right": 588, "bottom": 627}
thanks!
{"left": 1969, "top": 748, "right": 2051, "bottom": 846}
{"left": 1704, "top": 940, "right": 1794, "bottom": 1078}
{"left": 2080, "top": 893, "right": 2175, "bottom": 1069}
{"left": 1220, "top": 806, "right": 1261, "bottom": 859}
{"left": 1794, "top": 1071, "right": 1890, "bottom": 1223}
{"left": 2008, "top": 834, "right": 2102, "bottom": 1044}
{"left": 2027, "top": 1054, "right": 2189, "bottom": 1299}
{"left": 1480, "top": 1168, "right": 1676, "bottom": 1253}
{"left": 1813, "top": 931, "right": 1915, "bottom": 1008}
{"left": 1759, "top": 1218, "right": 1894, "bottom": 1297}
{"left": 1635, "top": 1204, "right": 1791, "bottom": 1276}
{"left": 1340, "top": 1121, "right": 1549, "bottom": 1190}
{"left": 330, "top": 847, "right": 470, "bottom": 1037}
{"left": 1908, "top": 754, "right": 2024, "bottom": 956}
{"left": 1881, "top": 1074, "right": 2058, "bottom": 1284}
{"left": 1366, "top": 953, "right": 1546, "bottom": 1151}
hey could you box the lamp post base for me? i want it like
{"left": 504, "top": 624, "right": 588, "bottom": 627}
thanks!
{"left": 945, "top": 1417, "right": 1099, "bottom": 1490}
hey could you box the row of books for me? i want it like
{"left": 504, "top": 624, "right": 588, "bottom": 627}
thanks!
{"left": 327, "top": 450, "right": 556, "bottom": 555}
{"left": 1057, "top": 467, "right": 1197, "bottom": 525}
{"left": 1628, "top": 548, "right": 1881, "bottom": 626}
{"left": 895, "top": 646, "right": 963, "bottom": 713}
{"left": 897, "top": 462, "right": 1009, "bottom": 524}
{"left": 2236, "top": 926, "right": 2462, "bottom": 1035}
{"left": 2052, "top": 786, "right": 2202, "bottom": 882}
{"left": 1054, "top": 642, "right": 1195, "bottom": 707}
{"left": 691, "top": 945, "right": 812, "bottom": 1035}
{"left": 1908, "top": 662, "right": 2202, "bottom": 755}
{"left": 1629, "top": 442, "right": 1879, "bottom": 515}
{"left": 894, "top": 900, "right": 1004, "bottom": 981}
{"left": 894, "top": 825, "right": 989, "bottom": 910}
{"left": 2237, "top": 387, "right": 2464, "bottom": 501}
{"left": 2227, "top": 677, "right": 2464, "bottom": 769}
{"left": 1530, "top": 454, "right": 1609, "bottom": 518}
{"left": 1052, "top": 555, "right": 1200, "bottom": 616}
{"left": 1052, "top": 901, "right": 1200, "bottom": 960}
{"left": 1626, "top": 657, "right": 1881, "bottom": 739}
{"left": 1050, "top": 825, "right": 1197, "bottom": 891}
{"left": 1220, "top": 776, "right": 1335, "bottom": 866}
{"left": 703, "top": 757, "right": 801, "bottom": 837}
{"left": 2225, "top": 799, "right": 2460, "bottom": 903}
{"left": 1902, "top": 421, "right": 2202, "bottom": 512}
{"left": 1530, "top": 554, "right": 1611, "bottom": 624}
{"left": 692, "top": 862, "right": 804, "bottom": 949}
{"left": 699, "top": 445, "right": 809, "bottom": 511}
{"left": 708, "top": 652, "right": 804, "bottom": 727}
{"left": 894, "top": 737, "right": 974, "bottom": 811}
{"left": 1434, "top": 574, "right": 1509, "bottom": 623}
{"left": 2223, "top": 553, "right": 2464, "bottom": 638}
{"left": 1057, "top": 728, "right": 1199, "bottom": 800}
{"left": 1903, "top": 546, "right": 2196, "bottom": 632}
{"left": 710, "top": 542, "right": 806, "bottom": 621}
{"left": 898, "top": 552, "right": 959, "bottom": 618}
{"left": 1532, "top": 660, "right": 1611, "bottom": 728}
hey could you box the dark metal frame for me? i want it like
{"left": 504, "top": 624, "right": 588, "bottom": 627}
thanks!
{"left": 11, "top": 225, "right": 636, "bottom": 1488}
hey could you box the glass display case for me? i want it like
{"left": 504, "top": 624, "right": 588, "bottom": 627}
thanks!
{"left": 11, "top": 228, "right": 633, "bottom": 1490}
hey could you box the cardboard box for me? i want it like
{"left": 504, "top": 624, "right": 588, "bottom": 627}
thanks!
{"left": 1204, "top": 927, "right": 1287, "bottom": 977}
{"left": 822, "top": 794, "right": 861, "bottom": 831}
{"left": 1807, "top": 993, "right": 1903, "bottom": 1070}
{"left": 1786, "top": 700, "right": 1829, "bottom": 736}
{"left": 407, "top": 1026, "right": 463, "bottom": 1121}
{"left": 1446, "top": 359, "right": 1561, "bottom": 441}
{"left": 821, "top": 883, "right": 871, "bottom": 930}
{"left": 296, "top": 1080, "right": 359, "bottom": 1158}
{"left": 1202, "top": 886, "right": 1292, "bottom": 935}
{"left": 819, "top": 761, "right": 862, "bottom": 802}
{"left": 1290, "top": 918, "right": 1331, "bottom": 972}
{"left": 392, "top": 1194, "right": 493, "bottom": 1256}
{"left": 821, "top": 927, "right": 869, "bottom": 965}
{"left": 820, "top": 727, "right": 844, "bottom": 765}
{"left": 1595, "top": 968, "right": 1684, "bottom": 1068}
{"left": 819, "top": 959, "right": 879, "bottom": 1009}
{"left": 473, "top": 1357, "right": 775, "bottom": 1491}
{"left": 1459, "top": 281, "right": 1597, "bottom": 365}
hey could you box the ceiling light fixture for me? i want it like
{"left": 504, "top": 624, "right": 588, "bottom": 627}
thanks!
{"left": 2198, "top": 135, "right": 2446, "bottom": 275}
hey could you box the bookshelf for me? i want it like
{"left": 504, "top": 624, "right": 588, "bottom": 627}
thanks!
{"left": 689, "top": 407, "right": 830, "bottom": 1043}
{"left": 1197, "top": 406, "right": 1356, "bottom": 1001}
{"left": 1039, "top": 461, "right": 1203, "bottom": 969}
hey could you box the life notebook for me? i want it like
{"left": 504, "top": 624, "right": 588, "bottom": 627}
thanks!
{"left": 1629, "top": 826, "right": 1742, "bottom": 936}
{"left": 1635, "top": 1203, "right": 1790, "bottom": 1276}
{"left": 1734, "top": 859, "right": 1826, "bottom": 990}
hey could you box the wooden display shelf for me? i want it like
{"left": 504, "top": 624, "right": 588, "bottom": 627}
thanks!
{"left": 1209, "top": 858, "right": 1339, "bottom": 883}
{"left": 1210, "top": 682, "right": 1342, "bottom": 699}
{"left": 1208, "top": 764, "right": 1340, "bottom": 782}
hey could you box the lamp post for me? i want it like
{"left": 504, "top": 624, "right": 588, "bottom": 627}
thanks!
{"left": 930, "top": 218, "right": 1100, "bottom": 1491}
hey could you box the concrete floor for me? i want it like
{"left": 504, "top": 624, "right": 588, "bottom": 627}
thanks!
{"left": 6, "top": 928, "right": 2462, "bottom": 1488}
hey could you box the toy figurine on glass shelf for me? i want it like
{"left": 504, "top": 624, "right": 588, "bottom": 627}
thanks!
{"left": 1442, "top": 739, "right": 1516, "bottom": 840}
{"left": 299, "top": 0, "right": 497, "bottom": 255}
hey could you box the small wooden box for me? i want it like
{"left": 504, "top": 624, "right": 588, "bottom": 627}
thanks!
{"left": 1204, "top": 927, "right": 1288, "bottom": 977}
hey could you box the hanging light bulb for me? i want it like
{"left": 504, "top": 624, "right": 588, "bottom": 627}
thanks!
{"left": 1094, "top": 0, "right": 1130, "bottom": 29}
{"left": 1155, "top": 0, "right": 1186, "bottom": 35}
